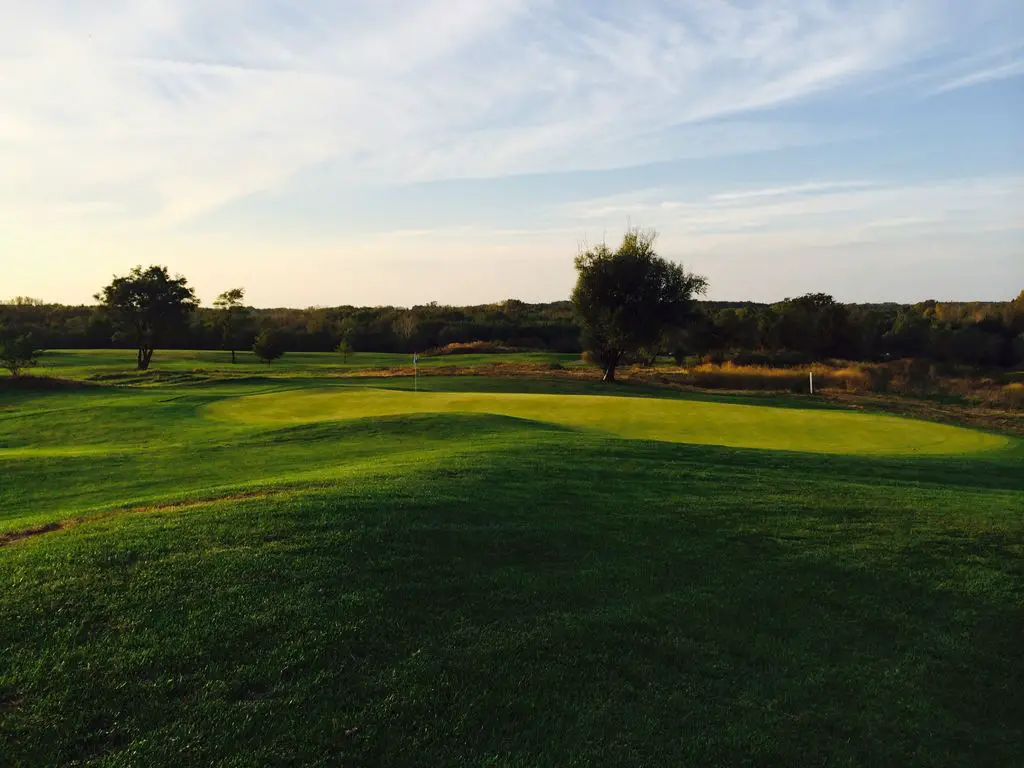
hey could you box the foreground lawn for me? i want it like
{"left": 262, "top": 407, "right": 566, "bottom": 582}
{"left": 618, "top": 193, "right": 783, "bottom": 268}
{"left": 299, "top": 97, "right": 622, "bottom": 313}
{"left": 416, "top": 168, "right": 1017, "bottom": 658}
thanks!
{"left": 1, "top": 372, "right": 1022, "bottom": 766}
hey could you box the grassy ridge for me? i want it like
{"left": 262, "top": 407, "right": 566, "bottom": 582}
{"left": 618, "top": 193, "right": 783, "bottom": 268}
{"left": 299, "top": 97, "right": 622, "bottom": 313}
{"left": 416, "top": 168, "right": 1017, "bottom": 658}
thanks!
{"left": 1, "top": 363, "right": 1022, "bottom": 765}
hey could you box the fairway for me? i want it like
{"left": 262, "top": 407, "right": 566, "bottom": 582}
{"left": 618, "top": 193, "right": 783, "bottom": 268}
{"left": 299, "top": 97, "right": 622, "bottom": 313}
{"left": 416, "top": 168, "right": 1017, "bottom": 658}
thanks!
{"left": 1, "top": 367, "right": 1022, "bottom": 766}
{"left": 210, "top": 386, "right": 1010, "bottom": 456}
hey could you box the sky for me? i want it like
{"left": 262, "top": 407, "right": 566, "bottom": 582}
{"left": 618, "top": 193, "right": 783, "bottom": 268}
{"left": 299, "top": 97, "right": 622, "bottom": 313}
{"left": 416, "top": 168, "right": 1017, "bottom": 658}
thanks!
{"left": 2, "top": 1, "right": 1022, "bottom": 308}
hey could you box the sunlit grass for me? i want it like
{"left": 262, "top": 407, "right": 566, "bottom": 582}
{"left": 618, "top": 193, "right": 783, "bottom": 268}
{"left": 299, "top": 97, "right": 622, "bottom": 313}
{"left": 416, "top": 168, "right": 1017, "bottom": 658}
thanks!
{"left": 1, "top": 362, "right": 1021, "bottom": 766}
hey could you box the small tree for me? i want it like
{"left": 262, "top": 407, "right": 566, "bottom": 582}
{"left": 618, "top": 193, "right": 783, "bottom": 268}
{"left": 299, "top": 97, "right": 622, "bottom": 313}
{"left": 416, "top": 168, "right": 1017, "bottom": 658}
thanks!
{"left": 213, "top": 287, "right": 248, "bottom": 363}
{"left": 336, "top": 338, "right": 353, "bottom": 364}
{"left": 0, "top": 334, "right": 40, "bottom": 377}
{"left": 96, "top": 265, "right": 198, "bottom": 370}
{"left": 252, "top": 329, "right": 284, "bottom": 363}
{"left": 572, "top": 229, "right": 708, "bottom": 382}
{"left": 393, "top": 312, "right": 418, "bottom": 352}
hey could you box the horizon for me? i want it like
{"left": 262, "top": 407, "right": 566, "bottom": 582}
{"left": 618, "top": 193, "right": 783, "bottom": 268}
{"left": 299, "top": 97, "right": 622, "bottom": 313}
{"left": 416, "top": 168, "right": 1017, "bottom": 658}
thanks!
{"left": 3, "top": 2, "right": 1023, "bottom": 306}
{"left": 6, "top": 289, "right": 1022, "bottom": 312}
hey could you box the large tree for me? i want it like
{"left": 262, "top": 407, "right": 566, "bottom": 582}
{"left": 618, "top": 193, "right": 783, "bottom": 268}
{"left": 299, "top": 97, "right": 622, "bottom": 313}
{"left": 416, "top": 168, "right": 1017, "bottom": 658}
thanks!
{"left": 572, "top": 229, "right": 708, "bottom": 382}
{"left": 213, "top": 287, "right": 248, "bottom": 363}
{"left": 96, "top": 266, "right": 198, "bottom": 370}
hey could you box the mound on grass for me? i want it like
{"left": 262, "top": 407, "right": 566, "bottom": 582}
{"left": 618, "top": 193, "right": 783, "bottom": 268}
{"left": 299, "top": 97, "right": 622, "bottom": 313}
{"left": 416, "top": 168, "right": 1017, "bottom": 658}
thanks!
{"left": 209, "top": 386, "right": 1011, "bottom": 457}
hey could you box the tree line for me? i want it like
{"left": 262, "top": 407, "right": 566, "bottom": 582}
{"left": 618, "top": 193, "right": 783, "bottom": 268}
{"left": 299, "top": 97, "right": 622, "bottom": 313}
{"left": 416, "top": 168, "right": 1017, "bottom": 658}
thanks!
{"left": 2, "top": 231, "right": 1022, "bottom": 377}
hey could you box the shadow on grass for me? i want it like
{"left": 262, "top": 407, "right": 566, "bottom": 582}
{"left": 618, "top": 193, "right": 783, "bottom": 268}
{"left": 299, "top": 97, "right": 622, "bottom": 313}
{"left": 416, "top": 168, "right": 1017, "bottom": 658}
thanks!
{"left": 1, "top": 442, "right": 1020, "bottom": 766}
{"left": 248, "top": 411, "right": 1024, "bottom": 495}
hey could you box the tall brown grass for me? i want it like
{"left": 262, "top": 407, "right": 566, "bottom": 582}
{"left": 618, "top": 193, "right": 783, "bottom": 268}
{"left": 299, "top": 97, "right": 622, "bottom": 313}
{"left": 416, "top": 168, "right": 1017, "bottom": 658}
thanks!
{"left": 656, "top": 361, "right": 872, "bottom": 393}
{"left": 423, "top": 341, "right": 530, "bottom": 356}
{"left": 637, "top": 360, "right": 1024, "bottom": 409}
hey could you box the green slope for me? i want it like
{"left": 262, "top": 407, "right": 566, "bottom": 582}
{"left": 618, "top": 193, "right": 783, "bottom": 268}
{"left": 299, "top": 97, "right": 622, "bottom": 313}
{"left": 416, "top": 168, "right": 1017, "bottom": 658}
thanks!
{"left": 1, "top": 373, "right": 1022, "bottom": 766}
{"left": 210, "top": 386, "right": 1011, "bottom": 456}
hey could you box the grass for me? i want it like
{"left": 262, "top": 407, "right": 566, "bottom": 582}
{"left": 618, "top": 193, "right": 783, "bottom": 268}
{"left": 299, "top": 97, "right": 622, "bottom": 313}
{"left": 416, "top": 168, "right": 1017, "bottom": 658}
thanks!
{"left": 26, "top": 348, "right": 582, "bottom": 382}
{"left": 210, "top": 386, "right": 1010, "bottom": 456}
{"left": 1, "top": 352, "right": 1022, "bottom": 766}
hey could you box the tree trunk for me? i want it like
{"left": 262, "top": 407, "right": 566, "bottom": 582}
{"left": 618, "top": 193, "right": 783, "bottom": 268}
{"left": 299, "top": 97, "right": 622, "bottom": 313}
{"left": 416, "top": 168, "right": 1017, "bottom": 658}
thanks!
{"left": 602, "top": 364, "right": 616, "bottom": 382}
{"left": 138, "top": 347, "right": 153, "bottom": 370}
{"left": 231, "top": 348, "right": 236, "bottom": 364}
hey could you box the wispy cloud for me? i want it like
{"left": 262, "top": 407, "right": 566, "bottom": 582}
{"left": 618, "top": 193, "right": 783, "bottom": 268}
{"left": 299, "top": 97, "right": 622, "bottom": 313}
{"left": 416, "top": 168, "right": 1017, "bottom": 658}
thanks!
{"left": 929, "top": 58, "right": 1024, "bottom": 94}
{"left": 2, "top": 0, "right": 1020, "bottom": 229}
{"left": 562, "top": 176, "right": 1024, "bottom": 244}
{"left": 711, "top": 181, "right": 875, "bottom": 203}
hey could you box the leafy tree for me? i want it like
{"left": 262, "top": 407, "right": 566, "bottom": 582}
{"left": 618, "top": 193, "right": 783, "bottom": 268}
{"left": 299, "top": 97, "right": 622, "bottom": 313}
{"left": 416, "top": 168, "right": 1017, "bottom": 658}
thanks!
{"left": 885, "top": 309, "right": 932, "bottom": 359}
{"left": 252, "top": 329, "right": 285, "bottom": 362}
{"left": 769, "top": 293, "right": 850, "bottom": 359}
{"left": 0, "top": 333, "right": 40, "bottom": 377}
{"left": 96, "top": 266, "right": 198, "bottom": 370}
{"left": 336, "top": 338, "right": 353, "bottom": 363}
{"left": 213, "top": 287, "right": 248, "bottom": 363}
{"left": 571, "top": 229, "right": 708, "bottom": 382}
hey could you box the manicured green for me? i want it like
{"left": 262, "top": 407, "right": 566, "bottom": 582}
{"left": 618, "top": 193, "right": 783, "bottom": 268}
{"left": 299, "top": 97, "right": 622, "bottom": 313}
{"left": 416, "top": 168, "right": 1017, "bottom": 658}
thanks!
{"left": 1, "top": 354, "right": 1022, "bottom": 766}
{"left": 211, "top": 387, "right": 1010, "bottom": 456}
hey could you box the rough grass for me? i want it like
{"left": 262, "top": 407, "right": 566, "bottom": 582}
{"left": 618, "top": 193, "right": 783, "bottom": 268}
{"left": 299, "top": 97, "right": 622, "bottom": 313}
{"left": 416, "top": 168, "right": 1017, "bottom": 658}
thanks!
{"left": 16, "top": 348, "right": 582, "bottom": 383}
{"left": 649, "top": 361, "right": 871, "bottom": 392}
{"left": 422, "top": 340, "right": 532, "bottom": 356}
{"left": 644, "top": 360, "right": 1024, "bottom": 406}
{"left": 1, "top": 357, "right": 1022, "bottom": 766}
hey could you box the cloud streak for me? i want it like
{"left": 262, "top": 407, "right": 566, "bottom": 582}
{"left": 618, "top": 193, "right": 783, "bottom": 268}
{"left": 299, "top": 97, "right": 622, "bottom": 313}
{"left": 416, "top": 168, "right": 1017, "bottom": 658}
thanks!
{"left": 929, "top": 58, "right": 1024, "bottom": 94}
{"left": 2, "top": 0, "right": 1021, "bottom": 229}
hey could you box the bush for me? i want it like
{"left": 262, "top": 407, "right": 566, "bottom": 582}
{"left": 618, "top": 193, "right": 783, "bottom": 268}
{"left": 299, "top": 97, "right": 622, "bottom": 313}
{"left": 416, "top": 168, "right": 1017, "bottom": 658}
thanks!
{"left": 252, "top": 329, "right": 285, "bottom": 362}
{"left": 890, "top": 358, "right": 936, "bottom": 395}
{"left": 0, "top": 333, "right": 41, "bottom": 376}
{"left": 998, "top": 382, "right": 1024, "bottom": 409}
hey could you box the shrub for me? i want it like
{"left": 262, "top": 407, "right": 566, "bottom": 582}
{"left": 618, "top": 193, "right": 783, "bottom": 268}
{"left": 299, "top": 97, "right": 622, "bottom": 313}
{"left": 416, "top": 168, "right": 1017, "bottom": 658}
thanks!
{"left": 998, "top": 382, "right": 1024, "bottom": 409}
{"left": 0, "top": 334, "right": 41, "bottom": 377}
{"left": 890, "top": 358, "right": 936, "bottom": 395}
{"left": 252, "top": 329, "right": 285, "bottom": 362}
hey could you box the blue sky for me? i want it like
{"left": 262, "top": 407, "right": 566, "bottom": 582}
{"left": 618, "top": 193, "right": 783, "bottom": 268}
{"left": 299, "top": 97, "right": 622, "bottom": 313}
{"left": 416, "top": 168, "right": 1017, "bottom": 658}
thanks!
{"left": 2, "top": 0, "right": 1022, "bottom": 306}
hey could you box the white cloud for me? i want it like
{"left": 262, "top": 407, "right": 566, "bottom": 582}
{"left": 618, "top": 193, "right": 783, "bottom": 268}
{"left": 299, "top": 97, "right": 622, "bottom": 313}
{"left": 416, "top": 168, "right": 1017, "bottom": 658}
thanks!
{"left": 929, "top": 58, "right": 1024, "bottom": 94}
{"left": 710, "top": 181, "right": 875, "bottom": 203}
{"left": 1, "top": 0, "right": 1018, "bottom": 230}
{"left": 562, "top": 175, "right": 1024, "bottom": 247}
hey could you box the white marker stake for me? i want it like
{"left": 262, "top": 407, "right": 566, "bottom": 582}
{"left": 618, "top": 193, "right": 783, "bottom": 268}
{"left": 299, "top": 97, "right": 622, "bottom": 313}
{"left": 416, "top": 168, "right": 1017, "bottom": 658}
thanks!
{"left": 809, "top": 371, "right": 814, "bottom": 395}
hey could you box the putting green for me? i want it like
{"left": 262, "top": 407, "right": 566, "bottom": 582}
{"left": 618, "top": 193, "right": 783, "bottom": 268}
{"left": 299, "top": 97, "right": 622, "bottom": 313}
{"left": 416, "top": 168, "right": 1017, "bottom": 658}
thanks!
{"left": 208, "top": 388, "right": 1010, "bottom": 456}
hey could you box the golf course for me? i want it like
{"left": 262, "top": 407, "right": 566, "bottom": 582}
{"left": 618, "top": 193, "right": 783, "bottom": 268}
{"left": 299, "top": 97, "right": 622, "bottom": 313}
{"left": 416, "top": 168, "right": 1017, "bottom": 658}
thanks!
{"left": 1, "top": 351, "right": 1022, "bottom": 766}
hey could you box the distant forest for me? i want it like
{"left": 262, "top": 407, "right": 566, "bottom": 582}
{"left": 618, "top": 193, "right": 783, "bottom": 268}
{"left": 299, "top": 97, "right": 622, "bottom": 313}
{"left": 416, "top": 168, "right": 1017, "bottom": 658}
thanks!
{"left": 3, "top": 292, "right": 1024, "bottom": 368}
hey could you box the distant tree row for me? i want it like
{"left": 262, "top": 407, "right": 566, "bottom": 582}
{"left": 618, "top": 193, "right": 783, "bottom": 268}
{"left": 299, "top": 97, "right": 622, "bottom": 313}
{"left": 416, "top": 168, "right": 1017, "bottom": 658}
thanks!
{"left": 2, "top": 249, "right": 1022, "bottom": 374}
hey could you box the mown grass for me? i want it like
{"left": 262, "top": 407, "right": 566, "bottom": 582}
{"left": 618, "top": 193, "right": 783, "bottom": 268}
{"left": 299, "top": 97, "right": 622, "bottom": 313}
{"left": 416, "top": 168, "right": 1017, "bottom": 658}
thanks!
{"left": 210, "top": 386, "right": 1010, "bottom": 456}
{"left": 1, "top": 360, "right": 1022, "bottom": 766}
{"left": 24, "top": 348, "right": 582, "bottom": 382}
